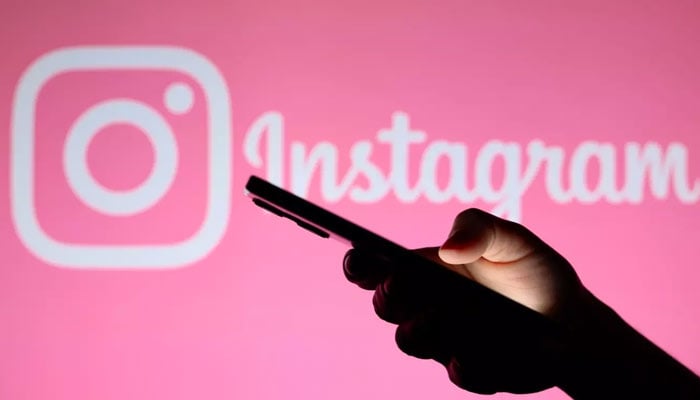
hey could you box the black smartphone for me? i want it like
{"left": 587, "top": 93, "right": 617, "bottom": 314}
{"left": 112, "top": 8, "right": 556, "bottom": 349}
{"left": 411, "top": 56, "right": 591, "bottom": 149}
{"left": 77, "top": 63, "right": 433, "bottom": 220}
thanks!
{"left": 244, "top": 175, "right": 558, "bottom": 334}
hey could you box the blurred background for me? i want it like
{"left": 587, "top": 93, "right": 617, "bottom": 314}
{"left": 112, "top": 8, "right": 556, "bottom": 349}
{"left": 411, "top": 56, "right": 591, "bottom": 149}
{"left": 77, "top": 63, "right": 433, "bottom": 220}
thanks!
{"left": 2, "top": 0, "right": 699, "bottom": 399}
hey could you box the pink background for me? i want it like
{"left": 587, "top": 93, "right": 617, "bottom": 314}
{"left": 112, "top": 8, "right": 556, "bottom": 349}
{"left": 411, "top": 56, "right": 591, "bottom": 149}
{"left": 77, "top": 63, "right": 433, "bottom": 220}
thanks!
{"left": 2, "top": 1, "right": 699, "bottom": 399}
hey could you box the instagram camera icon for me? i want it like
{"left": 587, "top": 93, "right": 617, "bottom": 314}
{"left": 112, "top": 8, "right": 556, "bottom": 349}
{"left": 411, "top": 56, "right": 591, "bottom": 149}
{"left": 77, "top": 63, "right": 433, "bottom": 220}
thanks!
{"left": 11, "top": 46, "right": 232, "bottom": 269}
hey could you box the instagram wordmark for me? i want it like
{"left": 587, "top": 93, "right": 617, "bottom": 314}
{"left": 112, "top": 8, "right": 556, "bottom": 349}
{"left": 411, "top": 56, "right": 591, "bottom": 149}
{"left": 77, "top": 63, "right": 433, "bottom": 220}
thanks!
{"left": 244, "top": 112, "right": 700, "bottom": 221}
{"left": 11, "top": 46, "right": 232, "bottom": 269}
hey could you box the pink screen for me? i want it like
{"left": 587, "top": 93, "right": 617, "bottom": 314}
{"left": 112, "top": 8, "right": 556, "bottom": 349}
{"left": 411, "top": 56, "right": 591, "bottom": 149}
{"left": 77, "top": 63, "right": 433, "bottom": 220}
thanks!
{"left": 2, "top": 1, "right": 699, "bottom": 399}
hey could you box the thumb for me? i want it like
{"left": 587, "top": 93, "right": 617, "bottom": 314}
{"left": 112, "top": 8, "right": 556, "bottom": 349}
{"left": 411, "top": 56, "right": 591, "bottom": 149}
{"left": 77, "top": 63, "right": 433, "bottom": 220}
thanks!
{"left": 438, "top": 209, "right": 537, "bottom": 265}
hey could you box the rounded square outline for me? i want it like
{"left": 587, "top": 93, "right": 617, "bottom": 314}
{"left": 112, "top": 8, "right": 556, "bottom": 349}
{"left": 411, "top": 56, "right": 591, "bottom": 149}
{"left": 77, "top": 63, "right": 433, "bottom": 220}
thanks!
{"left": 10, "top": 46, "right": 232, "bottom": 269}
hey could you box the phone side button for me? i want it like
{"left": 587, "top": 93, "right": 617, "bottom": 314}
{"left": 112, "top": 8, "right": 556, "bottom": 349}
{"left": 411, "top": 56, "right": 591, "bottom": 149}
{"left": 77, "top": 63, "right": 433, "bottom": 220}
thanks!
{"left": 252, "top": 198, "right": 287, "bottom": 217}
{"left": 295, "top": 220, "right": 330, "bottom": 239}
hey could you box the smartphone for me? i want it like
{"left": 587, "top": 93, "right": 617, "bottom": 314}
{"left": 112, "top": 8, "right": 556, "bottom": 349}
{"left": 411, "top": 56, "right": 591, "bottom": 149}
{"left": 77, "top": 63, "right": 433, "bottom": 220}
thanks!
{"left": 244, "top": 175, "right": 558, "bottom": 334}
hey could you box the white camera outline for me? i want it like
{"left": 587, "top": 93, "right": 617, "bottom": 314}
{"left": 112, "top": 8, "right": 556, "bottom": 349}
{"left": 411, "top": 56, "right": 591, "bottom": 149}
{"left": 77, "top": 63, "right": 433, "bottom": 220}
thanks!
{"left": 10, "top": 46, "right": 232, "bottom": 269}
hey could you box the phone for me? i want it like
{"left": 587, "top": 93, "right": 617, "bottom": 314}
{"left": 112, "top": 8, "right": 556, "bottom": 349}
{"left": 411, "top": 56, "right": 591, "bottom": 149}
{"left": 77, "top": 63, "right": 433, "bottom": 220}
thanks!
{"left": 244, "top": 175, "right": 558, "bottom": 334}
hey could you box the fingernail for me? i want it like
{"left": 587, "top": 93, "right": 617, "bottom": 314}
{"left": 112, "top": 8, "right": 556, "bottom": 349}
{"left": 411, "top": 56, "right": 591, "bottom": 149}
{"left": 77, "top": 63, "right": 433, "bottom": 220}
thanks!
{"left": 441, "top": 230, "right": 461, "bottom": 249}
{"left": 342, "top": 250, "right": 355, "bottom": 276}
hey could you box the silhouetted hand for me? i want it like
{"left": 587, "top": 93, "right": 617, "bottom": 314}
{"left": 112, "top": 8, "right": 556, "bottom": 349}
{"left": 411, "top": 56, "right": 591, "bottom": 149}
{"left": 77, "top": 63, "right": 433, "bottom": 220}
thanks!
{"left": 343, "top": 208, "right": 700, "bottom": 398}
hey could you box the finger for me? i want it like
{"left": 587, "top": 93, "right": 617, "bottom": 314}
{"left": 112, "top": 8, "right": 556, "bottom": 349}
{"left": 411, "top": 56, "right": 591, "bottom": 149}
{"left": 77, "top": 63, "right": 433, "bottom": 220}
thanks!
{"left": 343, "top": 248, "right": 392, "bottom": 290}
{"left": 395, "top": 313, "right": 437, "bottom": 360}
{"left": 444, "top": 328, "right": 525, "bottom": 395}
{"left": 395, "top": 311, "right": 450, "bottom": 361}
{"left": 446, "top": 344, "right": 556, "bottom": 395}
{"left": 413, "top": 247, "right": 475, "bottom": 281}
{"left": 372, "top": 271, "right": 424, "bottom": 324}
{"left": 438, "top": 208, "right": 541, "bottom": 265}
{"left": 446, "top": 357, "right": 499, "bottom": 395}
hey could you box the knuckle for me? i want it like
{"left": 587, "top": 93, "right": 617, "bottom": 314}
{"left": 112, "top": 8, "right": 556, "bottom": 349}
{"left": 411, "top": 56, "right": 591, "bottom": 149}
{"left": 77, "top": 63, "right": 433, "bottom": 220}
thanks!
{"left": 372, "top": 280, "right": 407, "bottom": 324}
{"left": 371, "top": 284, "right": 393, "bottom": 323}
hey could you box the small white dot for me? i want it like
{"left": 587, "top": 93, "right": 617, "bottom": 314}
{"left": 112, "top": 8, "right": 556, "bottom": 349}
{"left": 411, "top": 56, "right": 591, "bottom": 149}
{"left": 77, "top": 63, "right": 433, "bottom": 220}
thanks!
{"left": 164, "top": 82, "right": 194, "bottom": 115}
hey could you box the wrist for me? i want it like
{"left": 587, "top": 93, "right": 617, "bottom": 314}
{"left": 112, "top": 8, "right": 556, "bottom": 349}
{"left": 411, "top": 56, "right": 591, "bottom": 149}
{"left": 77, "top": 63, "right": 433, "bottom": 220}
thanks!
{"left": 555, "top": 288, "right": 700, "bottom": 399}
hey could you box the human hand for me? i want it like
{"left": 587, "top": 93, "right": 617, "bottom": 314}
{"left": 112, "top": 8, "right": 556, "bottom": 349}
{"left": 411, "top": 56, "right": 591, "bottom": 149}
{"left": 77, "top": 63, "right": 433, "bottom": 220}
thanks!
{"left": 343, "top": 208, "right": 700, "bottom": 398}
{"left": 343, "top": 208, "right": 585, "bottom": 394}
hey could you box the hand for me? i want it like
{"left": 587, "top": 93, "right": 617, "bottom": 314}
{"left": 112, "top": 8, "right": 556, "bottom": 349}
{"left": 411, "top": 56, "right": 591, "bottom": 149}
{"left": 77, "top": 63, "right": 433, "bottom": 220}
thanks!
{"left": 344, "top": 208, "right": 584, "bottom": 394}
{"left": 343, "top": 208, "right": 700, "bottom": 397}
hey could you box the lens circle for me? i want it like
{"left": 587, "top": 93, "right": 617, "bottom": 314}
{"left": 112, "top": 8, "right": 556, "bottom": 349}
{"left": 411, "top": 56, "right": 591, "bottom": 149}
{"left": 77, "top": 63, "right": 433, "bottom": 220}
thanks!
{"left": 63, "top": 99, "right": 178, "bottom": 216}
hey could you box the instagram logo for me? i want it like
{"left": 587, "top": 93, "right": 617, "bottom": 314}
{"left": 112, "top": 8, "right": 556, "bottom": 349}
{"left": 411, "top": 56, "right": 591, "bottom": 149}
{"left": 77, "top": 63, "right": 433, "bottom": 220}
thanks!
{"left": 10, "top": 46, "right": 232, "bottom": 269}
